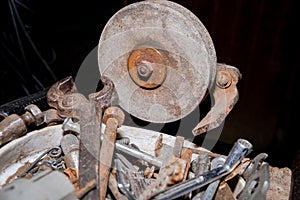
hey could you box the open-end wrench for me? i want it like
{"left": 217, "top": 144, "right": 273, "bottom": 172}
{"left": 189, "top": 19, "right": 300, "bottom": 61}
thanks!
{"left": 237, "top": 153, "right": 270, "bottom": 200}
{"left": 151, "top": 139, "right": 253, "bottom": 200}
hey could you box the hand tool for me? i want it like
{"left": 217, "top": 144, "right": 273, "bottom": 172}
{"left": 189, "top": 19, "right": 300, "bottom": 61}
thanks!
{"left": 237, "top": 153, "right": 270, "bottom": 200}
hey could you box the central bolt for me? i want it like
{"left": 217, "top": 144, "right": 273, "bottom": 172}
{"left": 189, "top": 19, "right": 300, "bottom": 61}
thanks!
{"left": 216, "top": 71, "right": 232, "bottom": 89}
{"left": 137, "top": 61, "right": 153, "bottom": 80}
{"left": 128, "top": 47, "right": 168, "bottom": 89}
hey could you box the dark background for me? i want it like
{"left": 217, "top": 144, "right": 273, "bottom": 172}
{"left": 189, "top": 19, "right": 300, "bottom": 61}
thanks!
{"left": 0, "top": 0, "right": 299, "bottom": 168}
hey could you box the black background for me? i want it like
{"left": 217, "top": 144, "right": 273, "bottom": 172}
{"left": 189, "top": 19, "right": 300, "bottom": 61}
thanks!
{"left": 0, "top": 0, "right": 299, "bottom": 168}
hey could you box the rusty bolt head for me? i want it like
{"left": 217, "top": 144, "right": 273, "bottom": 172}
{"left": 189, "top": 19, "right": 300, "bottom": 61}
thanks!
{"left": 137, "top": 61, "right": 154, "bottom": 80}
{"left": 128, "top": 47, "right": 168, "bottom": 89}
{"left": 24, "top": 104, "right": 44, "bottom": 126}
{"left": 216, "top": 71, "right": 232, "bottom": 89}
{"left": 102, "top": 106, "right": 125, "bottom": 127}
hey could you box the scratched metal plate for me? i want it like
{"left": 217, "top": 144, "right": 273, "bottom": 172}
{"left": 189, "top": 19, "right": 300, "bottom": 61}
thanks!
{"left": 98, "top": 0, "right": 216, "bottom": 123}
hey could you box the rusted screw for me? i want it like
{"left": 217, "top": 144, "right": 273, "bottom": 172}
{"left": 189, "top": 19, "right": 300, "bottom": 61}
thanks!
{"left": 99, "top": 106, "right": 125, "bottom": 200}
{"left": 216, "top": 71, "right": 232, "bottom": 89}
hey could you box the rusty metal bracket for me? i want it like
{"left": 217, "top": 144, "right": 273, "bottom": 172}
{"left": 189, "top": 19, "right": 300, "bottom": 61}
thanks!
{"left": 192, "top": 64, "right": 241, "bottom": 136}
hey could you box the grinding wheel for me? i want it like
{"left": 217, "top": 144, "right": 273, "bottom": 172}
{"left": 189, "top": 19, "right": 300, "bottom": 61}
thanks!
{"left": 98, "top": 0, "right": 217, "bottom": 123}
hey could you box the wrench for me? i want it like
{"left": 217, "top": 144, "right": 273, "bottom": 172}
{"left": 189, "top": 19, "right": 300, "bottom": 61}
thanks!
{"left": 237, "top": 153, "right": 270, "bottom": 200}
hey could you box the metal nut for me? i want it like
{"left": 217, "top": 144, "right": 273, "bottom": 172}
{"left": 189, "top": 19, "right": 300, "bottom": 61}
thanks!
{"left": 24, "top": 104, "right": 44, "bottom": 126}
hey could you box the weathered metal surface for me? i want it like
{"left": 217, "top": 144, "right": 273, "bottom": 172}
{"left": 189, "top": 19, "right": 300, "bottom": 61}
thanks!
{"left": 180, "top": 148, "right": 193, "bottom": 181}
{"left": 173, "top": 136, "right": 184, "bottom": 158}
{"left": 0, "top": 125, "right": 64, "bottom": 187}
{"left": 0, "top": 104, "right": 47, "bottom": 146}
{"left": 193, "top": 64, "right": 241, "bottom": 135}
{"left": 78, "top": 101, "right": 100, "bottom": 200}
{"left": 47, "top": 76, "right": 84, "bottom": 119}
{"left": 47, "top": 76, "right": 77, "bottom": 111}
{"left": 98, "top": 0, "right": 216, "bottom": 123}
{"left": 128, "top": 47, "right": 168, "bottom": 89}
{"left": 89, "top": 76, "right": 117, "bottom": 113}
{"left": 0, "top": 114, "right": 27, "bottom": 146}
{"left": 99, "top": 107, "right": 125, "bottom": 200}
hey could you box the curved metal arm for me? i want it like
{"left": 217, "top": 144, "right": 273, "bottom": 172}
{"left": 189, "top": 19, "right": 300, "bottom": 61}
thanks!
{"left": 192, "top": 64, "right": 241, "bottom": 136}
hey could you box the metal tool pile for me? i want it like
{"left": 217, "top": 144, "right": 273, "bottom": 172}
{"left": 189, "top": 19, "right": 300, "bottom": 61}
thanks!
{"left": 0, "top": 76, "right": 270, "bottom": 200}
{"left": 0, "top": 0, "right": 272, "bottom": 199}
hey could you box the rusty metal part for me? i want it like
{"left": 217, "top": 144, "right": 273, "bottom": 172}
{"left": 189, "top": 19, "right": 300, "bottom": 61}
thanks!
{"left": 154, "top": 134, "right": 163, "bottom": 157}
{"left": 180, "top": 148, "right": 193, "bottom": 181}
{"left": 102, "top": 106, "right": 125, "bottom": 126}
{"left": 0, "top": 114, "right": 27, "bottom": 146}
{"left": 158, "top": 136, "right": 185, "bottom": 170}
{"left": 64, "top": 168, "right": 79, "bottom": 190}
{"left": 128, "top": 48, "right": 168, "bottom": 89}
{"left": 57, "top": 93, "right": 87, "bottom": 119}
{"left": 24, "top": 104, "right": 44, "bottom": 126}
{"left": 144, "top": 166, "right": 155, "bottom": 179}
{"left": 139, "top": 157, "right": 187, "bottom": 200}
{"left": 99, "top": 106, "right": 125, "bottom": 200}
{"left": 47, "top": 76, "right": 77, "bottom": 110}
{"left": 193, "top": 64, "right": 241, "bottom": 135}
{"left": 43, "top": 109, "right": 63, "bottom": 125}
{"left": 214, "top": 182, "right": 236, "bottom": 200}
{"left": 76, "top": 179, "right": 97, "bottom": 199}
{"left": 47, "top": 76, "right": 88, "bottom": 119}
{"left": 173, "top": 136, "right": 185, "bottom": 158}
{"left": 78, "top": 101, "right": 101, "bottom": 200}
{"left": 0, "top": 104, "right": 44, "bottom": 146}
{"left": 98, "top": 0, "right": 216, "bottom": 123}
{"left": 89, "top": 76, "right": 117, "bottom": 113}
